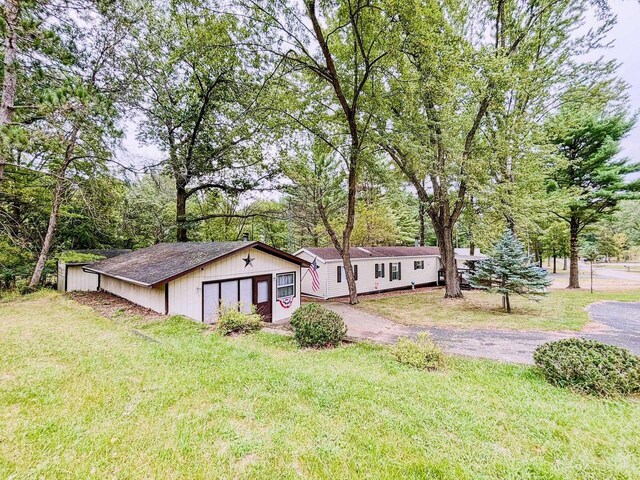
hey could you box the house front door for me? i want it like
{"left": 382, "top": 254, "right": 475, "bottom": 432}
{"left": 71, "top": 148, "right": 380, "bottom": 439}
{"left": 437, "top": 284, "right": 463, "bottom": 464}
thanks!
{"left": 253, "top": 275, "right": 272, "bottom": 322}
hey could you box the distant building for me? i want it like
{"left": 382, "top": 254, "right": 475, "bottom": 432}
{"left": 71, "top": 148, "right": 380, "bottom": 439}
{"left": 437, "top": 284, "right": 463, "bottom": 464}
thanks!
{"left": 295, "top": 246, "right": 485, "bottom": 299}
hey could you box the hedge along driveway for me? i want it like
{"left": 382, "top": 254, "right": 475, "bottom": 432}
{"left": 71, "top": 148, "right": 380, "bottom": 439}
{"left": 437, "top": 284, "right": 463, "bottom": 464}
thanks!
{"left": 325, "top": 301, "right": 640, "bottom": 364}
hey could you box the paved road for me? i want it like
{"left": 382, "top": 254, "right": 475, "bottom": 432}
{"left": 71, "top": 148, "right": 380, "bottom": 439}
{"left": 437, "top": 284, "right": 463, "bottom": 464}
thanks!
{"left": 324, "top": 301, "right": 640, "bottom": 364}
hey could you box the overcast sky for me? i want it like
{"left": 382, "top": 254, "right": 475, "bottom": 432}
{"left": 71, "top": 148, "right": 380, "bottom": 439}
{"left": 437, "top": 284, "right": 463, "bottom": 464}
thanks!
{"left": 606, "top": 0, "right": 640, "bottom": 163}
{"left": 119, "top": 0, "right": 640, "bottom": 170}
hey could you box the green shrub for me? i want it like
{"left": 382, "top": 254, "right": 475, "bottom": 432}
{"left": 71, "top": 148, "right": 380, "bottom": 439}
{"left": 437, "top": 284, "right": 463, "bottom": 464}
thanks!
{"left": 391, "top": 333, "right": 445, "bottom": 370}
{"left": 533, "top": 338, "right": 640, "bottom": 396}
{"left": 217, "top": 305, "right": 262, "bottom": 335}
{"left": 290, "top": 303, "right": 346, "bottom": 348}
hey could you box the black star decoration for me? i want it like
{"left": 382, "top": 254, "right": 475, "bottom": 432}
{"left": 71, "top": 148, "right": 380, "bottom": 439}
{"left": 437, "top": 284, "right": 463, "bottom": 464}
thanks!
{"left": 243, "top": 254, "right": 255, "bottom": 268}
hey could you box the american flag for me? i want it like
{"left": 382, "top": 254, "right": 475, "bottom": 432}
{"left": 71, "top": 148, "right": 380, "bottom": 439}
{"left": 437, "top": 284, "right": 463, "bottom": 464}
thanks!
{"left": 309, "top": 257, "right": 320, "bottom": 292}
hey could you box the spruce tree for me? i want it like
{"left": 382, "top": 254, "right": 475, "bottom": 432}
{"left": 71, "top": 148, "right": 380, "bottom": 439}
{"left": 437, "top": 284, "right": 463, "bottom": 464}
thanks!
{"left": 470, "top": 231, "right": 551, "bottom": 313}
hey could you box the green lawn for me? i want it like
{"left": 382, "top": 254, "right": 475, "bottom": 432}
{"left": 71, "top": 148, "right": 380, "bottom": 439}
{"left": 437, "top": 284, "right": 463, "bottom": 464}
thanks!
{"left": 358, "top": 288, "right": 640, "bottom": 331}
{"left": 2, "top": 292, "right": 640, "bottom": 479}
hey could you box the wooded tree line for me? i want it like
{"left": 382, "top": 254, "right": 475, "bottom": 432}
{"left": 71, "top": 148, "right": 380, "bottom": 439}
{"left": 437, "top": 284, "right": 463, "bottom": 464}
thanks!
{"left": 1, "top": 0, "right": 638, "bottom": 301}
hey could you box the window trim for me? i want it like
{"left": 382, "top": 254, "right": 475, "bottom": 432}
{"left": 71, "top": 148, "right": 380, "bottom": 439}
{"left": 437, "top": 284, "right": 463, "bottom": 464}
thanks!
{"left": 276, "top": 271, "right": 296, "bottom": 299}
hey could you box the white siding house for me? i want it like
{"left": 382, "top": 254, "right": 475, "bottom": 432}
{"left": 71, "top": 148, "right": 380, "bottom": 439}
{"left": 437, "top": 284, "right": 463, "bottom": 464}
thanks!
{"left": 84, "top": 241, "right": 308, "bottom": 324}
{"left": 295, "top": 246, "right": 485, "bottom": 299}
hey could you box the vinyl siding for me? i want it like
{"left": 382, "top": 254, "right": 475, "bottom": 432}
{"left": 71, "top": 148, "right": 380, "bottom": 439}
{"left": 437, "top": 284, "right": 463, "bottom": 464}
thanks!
{"left": 296, "top": 250, "right": 328, "bottom": 299}
{"left": 168, "top": 247, "right": 301, "bottom": 323}
{"left": 66, "top": 265, "right": 99, "bottom": 292}
{"left": 307, "top": 255, "right": 440, "bottom": 299}
{"left": 57, "top": 262, "right": 99, "bottom": 292}
{"left": 57, "top": 263, "right": 65, "bottom": 291}
{"left": 100, "top": 275, "right": 165, "bottom": 313}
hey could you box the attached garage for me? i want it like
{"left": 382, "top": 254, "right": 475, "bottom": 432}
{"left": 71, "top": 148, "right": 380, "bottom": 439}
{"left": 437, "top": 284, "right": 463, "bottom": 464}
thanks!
{"left": 84, "top": 241, "right": 309, "bottom": 323}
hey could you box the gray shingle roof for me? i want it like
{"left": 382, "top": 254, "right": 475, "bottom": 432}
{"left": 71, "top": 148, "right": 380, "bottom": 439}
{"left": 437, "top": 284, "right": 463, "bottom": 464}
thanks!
{"left": 85, "top": 241, "right": 308, "bottom": 287}
{"left": 302, "top": 246, "right": 441, "bottom": 261}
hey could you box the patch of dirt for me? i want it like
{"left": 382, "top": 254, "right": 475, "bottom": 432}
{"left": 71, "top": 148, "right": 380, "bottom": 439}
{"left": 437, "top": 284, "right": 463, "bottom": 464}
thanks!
{"left": 68, "top": 291, "right": 167, "bottom": 324}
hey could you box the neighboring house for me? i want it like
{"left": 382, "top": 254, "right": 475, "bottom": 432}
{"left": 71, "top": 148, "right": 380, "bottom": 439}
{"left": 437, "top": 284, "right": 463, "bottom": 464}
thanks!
{"left": 84, "top": 241, "right": 309, "bottom": 323}
{"left": 295, "top": 246, "right": 485, "bottom": 299}
{"left": 57, "top": 249, "right": 130, "bottom": 292}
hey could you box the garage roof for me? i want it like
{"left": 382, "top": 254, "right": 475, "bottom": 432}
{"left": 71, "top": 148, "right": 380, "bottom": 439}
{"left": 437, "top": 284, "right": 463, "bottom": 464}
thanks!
{"left": 85, "top": 241, "right": 309, "bottom": 287}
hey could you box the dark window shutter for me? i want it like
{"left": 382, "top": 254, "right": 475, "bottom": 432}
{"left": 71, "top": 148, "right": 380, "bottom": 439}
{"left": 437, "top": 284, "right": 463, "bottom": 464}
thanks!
{"left": 398, "top": 262, "right": 402, "bottom": 280}
{"left": 354, "top": 265, "right": 358, "bottom": 281}
{"left": 375, "top": 264, "right": 379, "bottom": 278}
{"left": 337, "top": 266, "right": 342, "bottom": 283}
{"left": 382, "top": 263, "right": 385, "bottom": 278}
{"left": 389, "top": 263, "right": 393, "bottom": 281}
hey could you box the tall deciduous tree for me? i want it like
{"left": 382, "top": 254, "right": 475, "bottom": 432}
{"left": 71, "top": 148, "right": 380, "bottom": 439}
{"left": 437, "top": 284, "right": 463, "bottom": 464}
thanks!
{"left": 245, "top": 0, "right": 395, "bottom": 304}
{"left": 130, "top": 1, "right": 272, "bottom": 242}
{"left": 377, "top": 0, "right": 614, "bottom": 299}
{"left": 546, "top": 107, "right": 638, "bottom": 288}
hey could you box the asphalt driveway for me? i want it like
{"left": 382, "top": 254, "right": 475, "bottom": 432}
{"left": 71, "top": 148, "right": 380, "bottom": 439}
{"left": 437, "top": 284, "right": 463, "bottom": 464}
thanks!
{"left": 324, "top": 300, "right": 640, "bottom": 364}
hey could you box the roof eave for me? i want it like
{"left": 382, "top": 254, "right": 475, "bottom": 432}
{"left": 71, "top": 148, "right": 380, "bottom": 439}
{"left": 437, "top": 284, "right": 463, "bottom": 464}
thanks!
{"left": 83, "top": 267, "right": 153, "bottom": 288}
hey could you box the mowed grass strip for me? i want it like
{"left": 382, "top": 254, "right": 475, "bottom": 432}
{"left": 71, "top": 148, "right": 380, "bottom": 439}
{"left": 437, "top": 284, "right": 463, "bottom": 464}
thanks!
{"left": 358, "top": 288, "right": 640, "bottom": 331}
{"left": 1, "top": 291, "right": 639, "bottom": 479}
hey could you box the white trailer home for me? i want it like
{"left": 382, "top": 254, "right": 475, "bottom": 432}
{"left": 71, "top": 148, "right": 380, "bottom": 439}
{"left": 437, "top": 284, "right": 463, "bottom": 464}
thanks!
{"left": 295, "top": 246, "right": 485, "bottom": 299}
{"left": 57, "top": 249, "right": 129, "bottom": 292}
{"left": 84, "top": 241, "right": 309, "bottom": 323}
{"left": 295, "top": 246, "right": 441, "bottom": 299}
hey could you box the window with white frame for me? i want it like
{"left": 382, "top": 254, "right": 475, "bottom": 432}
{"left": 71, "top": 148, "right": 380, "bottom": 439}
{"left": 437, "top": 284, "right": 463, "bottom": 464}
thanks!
{"left": 414, "top": 260, "right": 424, "bottom": 270}
{"left": 276, "top": 272, "right": 296, "bottom": 299}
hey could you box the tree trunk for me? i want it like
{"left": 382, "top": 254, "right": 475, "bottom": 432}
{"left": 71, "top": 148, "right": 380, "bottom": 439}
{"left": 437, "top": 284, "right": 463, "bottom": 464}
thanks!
{"left": 568, "top": 217, "right": 580, "bottom": 289}
{"left": 434, "top": 218, "right": 462, "bottom": 298}
{"left": 469, "top": 241, "right": 475, "bottom": 256}
{"left": 341, "top": 147, "right": 359, "bottom": 305}
{"left": 0, "top": 0, "right": 20, "bottom": 184}
{"left": 553, "top": 254, "right": 557, "bottom": 274}
{"left": 29, "top": 176, "right": 65, "bottom": 287}
{"left": 418, "top": 202, "right": 426, "bottom": 246}
{"left": 176, "top": 178, "right": 188, "bottom": 242}
{"left": 504, "top": 292, "right": 511, "bottom": 313}
{"left": 29, "top": 126, "right": 78, "bottom": 287}
{"left": 563, "top": 257, "right": 567, "bottom": 270}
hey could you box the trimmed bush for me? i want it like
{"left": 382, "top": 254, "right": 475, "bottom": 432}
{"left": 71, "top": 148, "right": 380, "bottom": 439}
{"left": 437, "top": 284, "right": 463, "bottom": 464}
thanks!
{"left": 290, "top": 303, "right": 346, "bottom": 348}
{"left": 534, "top": 338, "right": 640, "bottom": 396}
{"left": 217, "top": 305, "right": 262, "bottom": 335}
{"left": 391, "top": 333, "right": 445, "bottom": 370}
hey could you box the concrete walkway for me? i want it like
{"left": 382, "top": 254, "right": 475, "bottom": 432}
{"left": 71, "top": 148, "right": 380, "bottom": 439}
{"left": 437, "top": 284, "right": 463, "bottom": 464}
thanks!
{"left": 323, "top": 301, "right": 640, "bottom": 365}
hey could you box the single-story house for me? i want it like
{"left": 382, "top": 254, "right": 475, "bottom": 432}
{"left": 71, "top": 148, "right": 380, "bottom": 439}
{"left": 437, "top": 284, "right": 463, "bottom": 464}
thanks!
{"left": 83, "top": 241, "right": 309, "bottom": 323}
{"left": 57, "top": 249, "right": 130, "bottom": 292}
{"left": 294, "top": 246, "right": 486, "bottom": 299}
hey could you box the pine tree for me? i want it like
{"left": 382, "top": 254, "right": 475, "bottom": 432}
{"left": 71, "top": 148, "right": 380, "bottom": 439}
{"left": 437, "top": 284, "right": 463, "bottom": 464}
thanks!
{"left": 470, "top": 231, "right": 551, "bottom": 313}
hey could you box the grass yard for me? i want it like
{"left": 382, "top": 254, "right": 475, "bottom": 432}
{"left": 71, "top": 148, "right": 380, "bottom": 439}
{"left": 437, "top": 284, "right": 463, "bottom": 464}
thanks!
{"left": 2, "top": 292, "right": 640, "bottom": 479}
{"left": 358, "top": 288, "right": 640, "bottom": 331}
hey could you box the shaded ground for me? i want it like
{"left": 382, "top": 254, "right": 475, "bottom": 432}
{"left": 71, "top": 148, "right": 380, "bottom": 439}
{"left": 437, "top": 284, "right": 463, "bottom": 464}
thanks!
{"left": 69, "top": 291, "right": 167, "bottom": 323}
{"left": 325, "top": 300, "right": 640, "bottom": 364}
